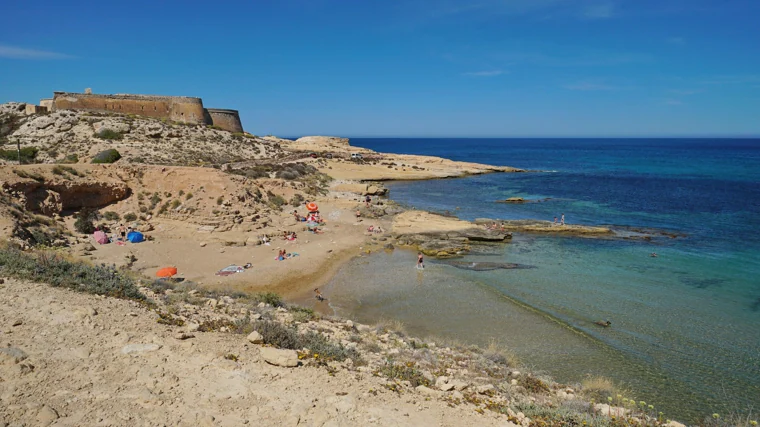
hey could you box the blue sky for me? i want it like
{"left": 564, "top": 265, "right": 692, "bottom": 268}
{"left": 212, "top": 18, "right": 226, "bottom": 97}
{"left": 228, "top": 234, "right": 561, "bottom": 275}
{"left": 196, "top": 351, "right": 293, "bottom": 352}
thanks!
{"left": 1, "top": 0, "right": 759, "bottom": 137}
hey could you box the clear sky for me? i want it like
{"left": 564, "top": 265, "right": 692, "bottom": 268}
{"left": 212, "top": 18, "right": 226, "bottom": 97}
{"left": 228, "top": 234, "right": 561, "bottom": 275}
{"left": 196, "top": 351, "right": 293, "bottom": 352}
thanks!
{"left": 1, "top": 0, "right": 759, "bottom": 137}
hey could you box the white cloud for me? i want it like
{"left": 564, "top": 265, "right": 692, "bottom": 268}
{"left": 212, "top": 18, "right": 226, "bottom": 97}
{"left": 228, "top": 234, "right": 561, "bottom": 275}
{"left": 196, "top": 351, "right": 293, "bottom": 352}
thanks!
{"left": 463, "top": 70, "right": 504, "bottom": 77}
{"left": 0, "top": 44, "right": 74, "bottom": 60}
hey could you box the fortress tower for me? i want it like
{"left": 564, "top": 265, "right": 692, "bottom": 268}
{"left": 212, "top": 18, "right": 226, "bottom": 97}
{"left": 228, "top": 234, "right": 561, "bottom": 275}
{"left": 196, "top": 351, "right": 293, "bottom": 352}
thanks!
{"left": 46, "top": 90, "right": 244, "bottom": 133}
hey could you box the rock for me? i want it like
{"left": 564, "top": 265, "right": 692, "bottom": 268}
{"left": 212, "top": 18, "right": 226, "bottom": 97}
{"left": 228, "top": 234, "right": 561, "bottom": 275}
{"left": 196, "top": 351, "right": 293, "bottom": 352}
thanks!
{"left": 246, "top": 331, "right": 264, "bottom": 344}
{"left": 510, "top": 370, "right": 521, "bottom": 376}
{"left": 186, "top": 322, "right": 200, "bottom": 332}
{"left": 476, "top": 384, "right": 495, "bottom": 394}
{"left": 510, "top": 379, "right": 518, "bottom": 385}
{"left": 415, "top": 385, "right": 444, "bottom": 397}
{"left": 0, "top": 347, "right": 28, "bottom": 364}
{"left": 199, "top": 242, "right": 207, "bottom": 247}
{"left": 664, "top": 422, "right": 687, "bottom": 427}
{"left": 260, "top": 347, "right": 299, "bottom": 367}
{"left": 33, "top": 115, "right": 56, "bottom": 129}
{"left": 450, "top": 380, "right": 469, "bottom": 391}
{"left": 11, "top": 319, "right": 22, "bottom": 326}
{"left": 121, "top": 343, "right": 161, "bottom": 355}
{"left": 452, "top": 390, "right": 464, "bottom": 400}
{"left": 593, "top": 404, "right": 629, "bottom": 417}
{"left": 36, "top": 406, "right": 59, "bottom": 426}
{"left": 438, "top": 382, "right": 455, "bottom": 392}
{"left": 174, "top": 332, "right": 194, "bottom": 340}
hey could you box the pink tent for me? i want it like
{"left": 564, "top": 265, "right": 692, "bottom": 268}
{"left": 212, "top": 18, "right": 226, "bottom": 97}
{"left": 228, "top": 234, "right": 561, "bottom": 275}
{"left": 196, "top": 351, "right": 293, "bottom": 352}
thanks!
{"left": 93, "top": 230, "right": 109, "bottom": 244}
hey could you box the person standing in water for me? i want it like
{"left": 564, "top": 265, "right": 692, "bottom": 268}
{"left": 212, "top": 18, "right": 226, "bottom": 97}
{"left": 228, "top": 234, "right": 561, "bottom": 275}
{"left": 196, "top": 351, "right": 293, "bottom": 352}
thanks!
{"left": 560, "top": 213, "right": 565, "bottom": 225}
{"left": 417, "top": 252, "right": 424, "bottom": 269}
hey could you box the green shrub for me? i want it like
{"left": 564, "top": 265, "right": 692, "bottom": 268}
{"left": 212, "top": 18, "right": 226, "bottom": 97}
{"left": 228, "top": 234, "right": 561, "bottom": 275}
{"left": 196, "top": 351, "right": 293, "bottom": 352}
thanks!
{"left": 12, "top": 169, "right": 44, "bottom": 182}
{"left": 375, "top": 362, "right": 431, "bottom": 387}
{"left": 74, "top": 208, "right": 97, "bottom": 234}
{"left": 185, "top": 192, "right": 193, "bottom": 200}
{"left": 95, "top": 129, "right": 123, "bottom": 140}
{"left": 123, "top": 212, "right": 138, "bottom": 222}
{"left": 61, "top": 154, "right": 79, "bottom": 164}
{"left": 103, "top": 211, "right": 120, "bottom": 221}
{"left": 91, "top": 149, "right": 121, "bottom": 164}
{"left": 267, "top": 191, "right": 286, "bottom": 208}
{"left": 216, "top": 196, "right": 224, "bottom": 205}
{"left": 0, "top": 246, "right": 145, "bottom": 301}
{"left": 254, "top": 292, "right": 283, "bottom": 307}
{"left": 253, "top": 321, "right": 360, "bottom": 362}
{"left": 0, "top": 146, "right": 39, "bottom": 163}
{"left": 290, "top": 193, "right": 305, "bottom": 207}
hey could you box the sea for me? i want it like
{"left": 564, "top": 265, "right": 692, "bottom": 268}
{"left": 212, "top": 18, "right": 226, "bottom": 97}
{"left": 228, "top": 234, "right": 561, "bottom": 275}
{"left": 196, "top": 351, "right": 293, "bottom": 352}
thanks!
{"left": 321, "top": 138, "right": 760, "bottom": 422}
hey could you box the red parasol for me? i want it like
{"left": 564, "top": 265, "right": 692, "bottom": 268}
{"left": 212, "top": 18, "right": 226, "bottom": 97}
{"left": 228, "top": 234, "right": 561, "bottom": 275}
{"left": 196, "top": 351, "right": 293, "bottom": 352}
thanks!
{"left": 306, "top": 202, "right": 318, "bottom": 212}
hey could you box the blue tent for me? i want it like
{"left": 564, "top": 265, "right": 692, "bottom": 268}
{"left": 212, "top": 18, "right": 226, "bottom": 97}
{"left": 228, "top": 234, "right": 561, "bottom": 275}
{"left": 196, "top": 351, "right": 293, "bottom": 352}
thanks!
{"left": 126, "top": 231, "right": 144, "bottom": 243}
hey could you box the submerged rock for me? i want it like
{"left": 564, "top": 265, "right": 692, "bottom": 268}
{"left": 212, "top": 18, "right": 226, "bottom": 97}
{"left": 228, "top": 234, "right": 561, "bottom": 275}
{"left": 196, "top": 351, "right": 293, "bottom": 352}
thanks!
{"left": 440, "top": 260, "right": 536, "bottom": 271}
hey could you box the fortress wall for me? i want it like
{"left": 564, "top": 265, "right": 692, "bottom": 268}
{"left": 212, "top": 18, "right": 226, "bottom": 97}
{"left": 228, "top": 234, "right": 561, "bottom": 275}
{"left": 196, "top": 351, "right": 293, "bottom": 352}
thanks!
{"left": 205, "top": 108, "right": 244, "bottom": 133}
{"left": 39, "top": 99, "right": 53, "bottom": 110}
{"left": 51, "top": 92, "right": 206, "bottom": 125}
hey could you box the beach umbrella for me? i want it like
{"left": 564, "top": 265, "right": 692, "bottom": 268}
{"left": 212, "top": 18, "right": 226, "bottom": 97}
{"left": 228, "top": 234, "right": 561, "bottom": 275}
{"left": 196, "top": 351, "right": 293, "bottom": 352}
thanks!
{"left": 93, "top": 230, "right": 109, "bottom": 244}
{"left": 156, "top": 267, "right": 178, "bottom": 278}
{"left": 306, "top": 202, "right": 318, "bottom": 212}
{"left": 126, "top": 231, "right": 144, "bottom": 243}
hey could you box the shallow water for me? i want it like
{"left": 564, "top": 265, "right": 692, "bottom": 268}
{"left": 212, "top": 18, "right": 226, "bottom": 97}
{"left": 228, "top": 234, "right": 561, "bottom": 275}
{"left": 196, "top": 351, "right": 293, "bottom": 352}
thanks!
{"left": 322, "top": 138, "right": 760, "bottom": 422}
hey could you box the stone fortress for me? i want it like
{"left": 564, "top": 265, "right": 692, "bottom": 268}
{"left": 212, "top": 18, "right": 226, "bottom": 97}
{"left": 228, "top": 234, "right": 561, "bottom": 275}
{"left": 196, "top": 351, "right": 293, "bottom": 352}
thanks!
{"left": 27, "top": 89, "right": 244, "bottom": 133}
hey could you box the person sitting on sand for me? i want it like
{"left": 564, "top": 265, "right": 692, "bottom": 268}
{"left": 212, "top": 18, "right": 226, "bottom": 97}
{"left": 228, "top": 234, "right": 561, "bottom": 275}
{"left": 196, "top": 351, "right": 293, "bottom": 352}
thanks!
{"left": 293, "top": 210, "right": 303, "bottom": 222}
{"left": 314, "top": 288, "right": 325, "bottom": 302}
{"left": 277, "top": 249, "right": 286, "bottom": 261}
{"left": 367, "top": 225, "right": 374, "bottom": 233}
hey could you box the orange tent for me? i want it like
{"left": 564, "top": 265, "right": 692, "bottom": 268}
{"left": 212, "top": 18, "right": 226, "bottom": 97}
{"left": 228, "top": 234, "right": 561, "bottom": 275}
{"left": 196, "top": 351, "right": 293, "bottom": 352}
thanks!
{"left": 156, "top": 267, "right": 178, "bottom": 278}
{"left": 306, "top": 202, "right": 318, "bottom": 212}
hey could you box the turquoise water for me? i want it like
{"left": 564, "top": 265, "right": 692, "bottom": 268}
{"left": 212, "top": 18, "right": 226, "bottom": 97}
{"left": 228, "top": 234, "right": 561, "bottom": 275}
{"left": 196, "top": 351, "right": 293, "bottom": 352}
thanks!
{"left": 322, "top": 139, "right": 760, "bottom": 422}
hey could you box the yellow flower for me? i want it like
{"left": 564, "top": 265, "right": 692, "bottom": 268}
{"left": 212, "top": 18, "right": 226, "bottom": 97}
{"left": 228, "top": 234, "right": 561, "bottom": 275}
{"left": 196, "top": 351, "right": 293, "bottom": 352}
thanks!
{"left": 712, "top": 413, "right": 720, "bottom": 419}
{"left": 749, "top": 421, "right": 757, "bottom": 426}
{"left": 648, "top": 405, "right": 654, "bottom": 410}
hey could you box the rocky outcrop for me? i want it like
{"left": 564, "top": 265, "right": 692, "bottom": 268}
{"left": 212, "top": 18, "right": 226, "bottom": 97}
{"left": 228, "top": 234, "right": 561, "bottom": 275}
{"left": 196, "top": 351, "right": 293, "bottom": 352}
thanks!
{"left": 295, "top": 136, "right": 350, "bottom": 146}
{"left": 393, "top": 211, "right": 510, "bottom": 257}
{"left": 333, "top": 182, "right": 388, "bottom": 196}
{"left": 259, "top": 347, "right": 299, "bottom": 367}
{"left": 4, "top": 178, "right": 130, "bottom": 215}
{"left": 474, "top": 219, "right": 612, "bottom": 235}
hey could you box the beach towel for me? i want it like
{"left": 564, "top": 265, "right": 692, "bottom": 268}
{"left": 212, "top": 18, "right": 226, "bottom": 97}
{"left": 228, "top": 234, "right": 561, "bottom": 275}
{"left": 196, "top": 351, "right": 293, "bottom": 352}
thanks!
{"left": 126, "top": 231, "right": 144, "bottom": 243}
{"left": 93, "top": 230, "right": 109, "bottom": 244}
{"left": 215, "top": 265, "right": 245, "bottom": 276}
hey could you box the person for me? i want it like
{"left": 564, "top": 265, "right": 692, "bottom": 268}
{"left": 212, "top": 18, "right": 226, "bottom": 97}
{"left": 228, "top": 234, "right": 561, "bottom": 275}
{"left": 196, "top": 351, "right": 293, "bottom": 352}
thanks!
{"left": 314, "top": 288, "right": 325, "bottom": 302}
{"left": 367, "top": 225, "right": 374, "bottom": 233}
{"left": 260, "top": 235, "right": 270, "bottom": 246}
{"left": 355, "top": 210, "right": 362, "bottom": 220}
{"left": 277, "top": 249, "right": 286, "bottom": 261}
{"left": 293, "top": 210, "right": 302, "bottom": 222}
{"left": 365, "top": 195, "right": 372, "bottom": 208}
{"left": 417, "top": 252, "right": 424, "bottom": 269}
{"left": 595, "top": 320, "right": 612, "bottom": 327}
{"left": 560, "top": 213, "right": 565, "bottom": 226}
{"left": 650, "top": 252, "right": 658, "bottom": 257}
{"left": 118, "top": 223, "right": 127, "bottom": 241}
{"left": 553, "top": 216, "right": 557, "bottom": 225}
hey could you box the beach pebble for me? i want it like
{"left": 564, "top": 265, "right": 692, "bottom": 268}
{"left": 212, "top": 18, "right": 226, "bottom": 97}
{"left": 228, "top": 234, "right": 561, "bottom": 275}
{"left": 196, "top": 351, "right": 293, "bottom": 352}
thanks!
{"left": 200, "top": 242, "right": 207, "bottom": 247}
{"left": 174, "top": 332, "right": 194, "bottom": 340}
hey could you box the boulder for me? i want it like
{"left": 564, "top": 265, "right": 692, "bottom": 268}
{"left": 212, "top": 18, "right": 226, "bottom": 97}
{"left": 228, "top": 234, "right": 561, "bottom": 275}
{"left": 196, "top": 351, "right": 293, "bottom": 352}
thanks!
{"left": 415, "top": 385, "right": 444, "bottom": 397}
{"left": 36, "top": 406, "right": 59, "bottom": 426}
{"left": 260, "top": 347, "right": 299, "bottom": 367}
{"left": 246, "top": 331, "right": 264, "bottom": 344}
